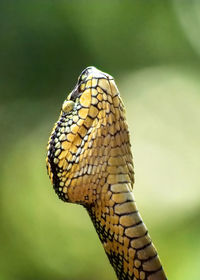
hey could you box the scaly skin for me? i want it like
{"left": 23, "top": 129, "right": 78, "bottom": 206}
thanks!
{"left": 46, "top": 66, "right": 167, "bottom": 280}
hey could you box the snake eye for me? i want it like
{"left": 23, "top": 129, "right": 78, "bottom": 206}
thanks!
{"left": 62, "top": 100, "right": 75, "bottom": 113}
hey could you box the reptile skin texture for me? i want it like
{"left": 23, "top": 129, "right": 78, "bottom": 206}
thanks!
{"left": 46, "top": 66, "right": 167, "bottom": 280}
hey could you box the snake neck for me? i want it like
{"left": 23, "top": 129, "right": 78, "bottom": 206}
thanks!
{"left": 86, "top": 184, "right": 166, "bottom": 280}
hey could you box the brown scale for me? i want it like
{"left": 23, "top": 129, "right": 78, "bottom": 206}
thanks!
{"left": 46, "top": 66, "right": 167, "bottom": 280}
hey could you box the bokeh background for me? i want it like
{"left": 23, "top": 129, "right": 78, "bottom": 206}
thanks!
{"left": 0, "top": 1, "right": 200, "bottom": 279}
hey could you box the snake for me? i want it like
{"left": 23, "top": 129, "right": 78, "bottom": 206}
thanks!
{"left": 46, "top": 66, "right": 167, "bottom": 280}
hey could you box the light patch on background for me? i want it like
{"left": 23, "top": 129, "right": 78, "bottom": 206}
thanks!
{"left": 173, "top": 0, "right": 200, "bottom": 57}
{"left": 121, "top": 66, "right": 200, "bottom": 223}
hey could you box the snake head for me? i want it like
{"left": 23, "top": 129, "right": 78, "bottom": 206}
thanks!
{"left": 46, "top": 66, "right": 133, "bottom": 205}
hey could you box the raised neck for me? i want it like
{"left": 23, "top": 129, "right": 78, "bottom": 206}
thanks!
{"left": 87, "top": 183, "right": 166, "bottom": 280}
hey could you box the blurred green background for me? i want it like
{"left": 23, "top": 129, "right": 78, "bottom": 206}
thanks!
{"left": 0, "top": 1, "right": 200, "bottom": 279}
